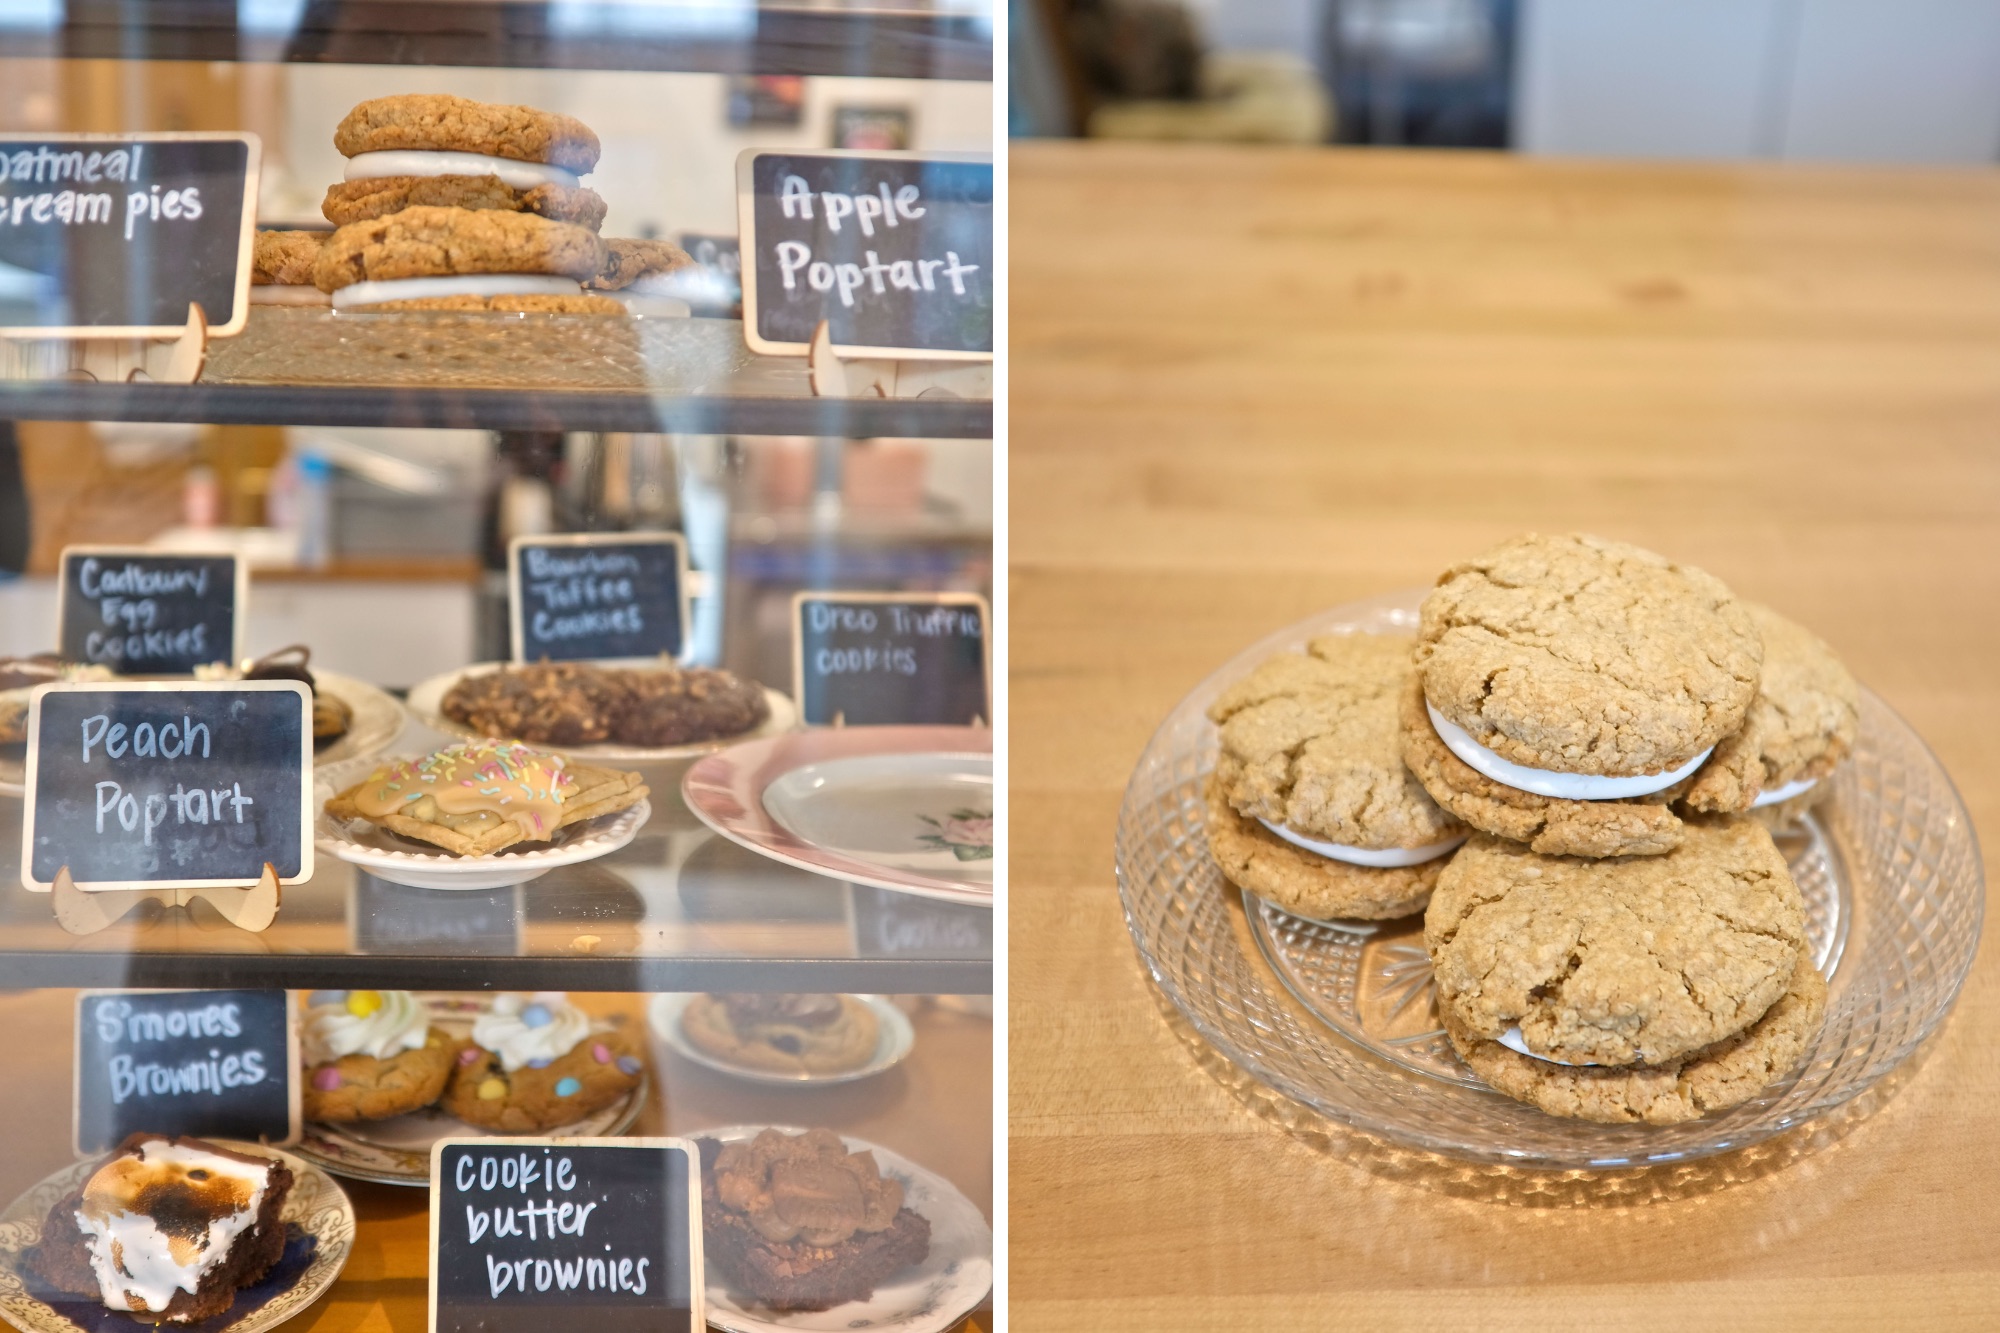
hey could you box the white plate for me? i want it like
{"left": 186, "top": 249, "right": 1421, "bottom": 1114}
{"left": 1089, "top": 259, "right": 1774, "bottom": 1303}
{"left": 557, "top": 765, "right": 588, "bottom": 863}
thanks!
{"left": 294, "top": 995, "right": 648, "bottom": 1187}
{"left": 762, "top": 754, "right": 993, "bottom": 881}
{"left": 695, "top": 1126, "right": 991, "bottom": 1333}
{"left": 313, "top": 754, "right": 651, "bottom": 889}
{"left": 0, "top": 1142, "right": 354, "bottom": 1333}
{"left": 406, "top": 661, "right": 796, "bottom": 761}
{"left": 648, "top": 994, "right": 916, "bottom": 1086}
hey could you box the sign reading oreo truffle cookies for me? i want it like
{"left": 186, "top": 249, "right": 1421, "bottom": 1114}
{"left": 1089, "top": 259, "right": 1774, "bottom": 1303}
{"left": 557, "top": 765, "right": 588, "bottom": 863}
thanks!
{"left": 73, "top": 989, "right": 300, "bottom": 1155}
{"left": 20, "top": 680, "right": 313, "bottom": 891}
{"left": 429, "top": 1137, "right": 702, "bottom": 1333}
{"left": 738, "top": 150, "right": 992, "bottom": 359}
{"left": 58, "top": 545, "right": 245, "bottom": 675}
{"left": 0, "top": 133, "right": 258, "bottom": 336}
{"left": 793, "top": 591, "right": 989, "bottom": 726}
{"left": 507, "top": 533, "right": 690, "bottom": 664}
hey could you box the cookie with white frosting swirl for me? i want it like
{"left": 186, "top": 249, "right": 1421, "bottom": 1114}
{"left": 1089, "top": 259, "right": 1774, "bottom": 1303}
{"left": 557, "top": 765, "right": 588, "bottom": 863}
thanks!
{"left": 300, "top": 989, "right": 458, "bottom": 1122}
{"left": 443, "top": 993, "right": 645, "bottom": 1132}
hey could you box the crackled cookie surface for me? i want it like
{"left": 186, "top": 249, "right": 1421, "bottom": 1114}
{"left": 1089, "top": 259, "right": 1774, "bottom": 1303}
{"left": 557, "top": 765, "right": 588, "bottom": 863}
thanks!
{"left": 1424, "top": 819, "right": 1806, "bottom": 1067}
{"left": 314, "top": 206, "right": 606, "bottom": 291}
{"left": 335, "top": 93, "right": 601, "bottom": 171}
{"left": 1417, "top": 533, "right": 1762, "bottom": 777}
{"left": 1204, "top": 774, "right": 1443, "bottom": 920}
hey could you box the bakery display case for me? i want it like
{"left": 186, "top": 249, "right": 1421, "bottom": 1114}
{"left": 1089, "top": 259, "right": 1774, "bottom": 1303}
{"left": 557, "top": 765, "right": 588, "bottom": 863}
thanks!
{"left": 0, "top": 6, "right": 992, "bottom": 1330}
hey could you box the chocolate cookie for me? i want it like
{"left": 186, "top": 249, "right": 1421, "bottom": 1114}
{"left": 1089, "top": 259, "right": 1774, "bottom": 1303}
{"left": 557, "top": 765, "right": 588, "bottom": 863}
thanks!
{"left": 616, "top": 665, "right": 770, "bottom": 746}
{"left": 304, "top": 1028, "right": 458, "bottom": 1121}
{"left": 585, "top": 238, "right": 694, "bottom": 291}
{"left": 313, "top": 206, "right": 606, "bottom": 292}
{"left": 441, "top": 662, "right": 628, "bottom": 745}
{"left": 322, "top": 175, "right": 608, "bottom": 229}
{"left": 335, "top": 93, "right": 601, "bottom": 172}
{"left": 1204, "top": 773, "right": 1443, "bottom": 920}
{"left": 442, "top": 1023, "right": 644, "bottom": 1132}
{"left": 1425, "top": 820, "right": 1807, "bottom": 1067}
{"left": 252, "top": 229, "right": 325, "bottom": 286}
{"left": 682, "top": 994, "right": 881, "bottom": 1075}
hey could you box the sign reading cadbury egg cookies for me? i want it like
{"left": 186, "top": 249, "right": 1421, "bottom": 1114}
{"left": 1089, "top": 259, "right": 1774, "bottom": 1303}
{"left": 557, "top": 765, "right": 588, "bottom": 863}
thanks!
{"left": 738, "top": 149, "right": 992, "bottom": 359}
{"left": 20, "top": 680, "right": 313, "bottom": 892}
{"left": 73, "top": 989, "right": 300, "bottom": 1155}
{"left": 58, "top": 545, "right": 246, "bottom": 675}
{"left": 429, "top": 1138, "right": 702, "bottom": 1333}
{"left": 0, "top": 133, "right": 258, "bottom": 337}
{"left": 792, "top": 591, "right": 989, "bottom": 726}
{"left": 508, "top": 533, "right": 690, "bottom": 664}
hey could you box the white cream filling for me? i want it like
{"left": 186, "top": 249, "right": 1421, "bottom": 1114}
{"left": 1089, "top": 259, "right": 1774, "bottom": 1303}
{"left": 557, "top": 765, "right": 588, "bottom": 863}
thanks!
{"left": 1495, "top": 1026, "right": 1601, "bottom": 1066}
{"left": 1426, "top": 703, "right": 1712, "bottom": 801}
{"left": 344, "top": 149, "right": 582, "bottom": 192}
{"left": 332, "top": 274, "right": 582, "bottom": 310}
{"left": 75, "top": 1143, "right": 270, "bottom": 1313}
{"left": 1257, "top": 819, "right": 1468, "bottom": 868}
{"left": 250, "top": 284, "right": 329, "bottom": 306}
{"left": 1752, "top": 775, "right": 1819, "bottom": 809}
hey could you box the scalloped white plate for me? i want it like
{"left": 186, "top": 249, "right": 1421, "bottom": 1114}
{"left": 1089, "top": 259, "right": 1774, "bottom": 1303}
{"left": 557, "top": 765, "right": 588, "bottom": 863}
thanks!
{"left": 648, "top": 993, "right": 915, "bottom": 1087}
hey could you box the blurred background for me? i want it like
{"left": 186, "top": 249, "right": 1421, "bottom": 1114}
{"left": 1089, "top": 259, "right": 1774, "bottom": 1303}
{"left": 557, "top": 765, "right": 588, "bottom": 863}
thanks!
{"left": 1012, "top": 0, "right": 2000, "bottom": 162}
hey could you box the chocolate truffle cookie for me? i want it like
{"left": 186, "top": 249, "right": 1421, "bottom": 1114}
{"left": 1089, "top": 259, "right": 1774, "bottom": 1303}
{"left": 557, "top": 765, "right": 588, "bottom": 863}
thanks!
{"left": 1425, "top": 819, "right": 1807, "bottom": 1067}
{"left": 682, "top": 994, "right": 881, "bottom": 1075}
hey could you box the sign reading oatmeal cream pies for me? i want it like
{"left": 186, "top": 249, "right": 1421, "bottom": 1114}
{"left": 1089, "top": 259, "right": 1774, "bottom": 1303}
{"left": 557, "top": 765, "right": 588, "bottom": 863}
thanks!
{"left": 73, "top": 989, "right": 300, "bottom": 1155}
{"left": 20, "top": 680, "right": 314, "bottom": 892}
{"left": 738, "top": 150, "right": 992, "bottom": 359}
{"left": 429, "top": 1137, "right": 702, "bottom": 1333}
{"left": 0, "top": 133, "right": 258, "bottom": 337}
{"left": 793, "top": 591, "right": 989, "bottom": 726}
{"left": 508, "top": 533, "right": 690, "bottom": 664}
{"left": 58, "top": 545, "right": 246, "bottom": 675}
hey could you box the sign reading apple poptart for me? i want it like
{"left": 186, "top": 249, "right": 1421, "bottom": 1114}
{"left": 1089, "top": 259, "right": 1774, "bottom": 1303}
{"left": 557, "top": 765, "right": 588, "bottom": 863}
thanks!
{"left": 507, "top": 533, "right": 690, "bottom": 664}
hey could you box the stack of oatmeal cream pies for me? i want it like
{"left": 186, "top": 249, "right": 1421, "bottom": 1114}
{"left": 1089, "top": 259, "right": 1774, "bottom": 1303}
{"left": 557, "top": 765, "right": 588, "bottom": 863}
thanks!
{"left": 252, "top": 93, "right": 690, "bottom": 311}
{"left": 1205, "top": 533, "right": 1860, "bottom": 1126}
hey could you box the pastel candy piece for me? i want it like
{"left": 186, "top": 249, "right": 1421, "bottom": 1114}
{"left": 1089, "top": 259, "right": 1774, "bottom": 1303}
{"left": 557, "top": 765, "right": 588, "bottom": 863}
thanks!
{"left": 520, "top": 1003, "right": 553, "bottom": 1029}
{"left": 527, "top": 1057, "right": 552, "bottom": 1069}
{"left": 307, "top": 990, "right": 347, "bottom": 1009}
{"left": 346, "top": 990, "right": 383, "bottom": 1017}
{"left": 591, "top": 1043, "right": 612, "bottom": 1064}
{"left": 477, "top": 1077, "right": 507, "bottom": 1100}
{"left": 458, "top": 1047, "right": 481, "bottom": 1065}
{"left": 616, "top": 1056, "right": 642, "bottom": 1076}
{"left": 312, "top": 1066, "right": 343, "bottom": 1092}
{"left": 555, "top": 1077, "right": 581, "bottom": 1097}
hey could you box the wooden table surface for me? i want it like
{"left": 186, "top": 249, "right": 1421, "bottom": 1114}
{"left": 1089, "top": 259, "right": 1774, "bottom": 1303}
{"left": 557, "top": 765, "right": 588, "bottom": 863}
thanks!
{"left": 1009, "top": 143, "right": 2000, "bottom": 1331}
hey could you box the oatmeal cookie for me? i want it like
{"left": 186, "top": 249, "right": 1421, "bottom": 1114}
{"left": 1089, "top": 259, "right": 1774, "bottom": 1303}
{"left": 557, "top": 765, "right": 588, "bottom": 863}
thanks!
{"left": 334, "top": 93, "right": 601, "bottom": 172}
{"left": 313, "top": 205, "right": 606, "bottom": 292}
{"left": 362, "top": 292, "right": 626, "bottom": 314}
{"left": 1417, "top": 533, "right": 1763, "bottom": 777}
{"left": 585, "top": 237, "right": 695, "bottom": 291}
{"left": 252, "top": 229, "right": 325, "bottom": 285}
{"left": 322, "top": 174, "right": 608, "bottom": 229}
{"left": 1204, "top": 773, "right": 1442, "bottom": 920}
{"left": 1424, "top": 820, "right": 1807, "bottom": 1067}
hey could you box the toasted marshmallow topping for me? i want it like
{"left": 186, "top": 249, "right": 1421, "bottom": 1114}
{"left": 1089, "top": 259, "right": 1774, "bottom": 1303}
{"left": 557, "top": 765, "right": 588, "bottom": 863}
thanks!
{"left": 343, "top": 149, "right": 582, "bottom": 192}
{"left": 74, "top": 1140, "right": 273, "bottom": 1315}
{"left": 332, "top": 274, "right": 584, "bottom": 310}
{"left": 1256, "top": 819, "right": 1468, "bottom": 869}
{"left": 1426, "top": 702, "right": 1711, "bottom": 800}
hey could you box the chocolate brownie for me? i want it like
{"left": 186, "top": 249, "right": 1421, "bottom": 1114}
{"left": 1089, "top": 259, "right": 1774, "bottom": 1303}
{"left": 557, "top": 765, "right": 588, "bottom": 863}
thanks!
{"left": 322, "top": 175, "right": 608, "bottom": 229}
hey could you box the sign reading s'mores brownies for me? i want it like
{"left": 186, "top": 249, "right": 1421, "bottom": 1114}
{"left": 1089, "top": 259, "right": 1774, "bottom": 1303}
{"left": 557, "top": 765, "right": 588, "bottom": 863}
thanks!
{"left": 793, "top": 591, "right": 989, "bottom": 726}
{"left": 738, "top": 150, "right": 992, "bottom": 359}
{"left": 58, "top": 545, "right": 246, "bottom": 675}
{"left": 20, "top": 681, "right": 314, "bottom": 892}
{"left": 73, "top": 989, "right": 300, "bottom": 1154}
{"left": 429, "top": 1138, "right": 702, "bottom": 1333}
{"left": 0, "top": 133, "right": 258, "bottom": 337}
{"left": 507, "top": 533, "right": 690, "bottom": 663}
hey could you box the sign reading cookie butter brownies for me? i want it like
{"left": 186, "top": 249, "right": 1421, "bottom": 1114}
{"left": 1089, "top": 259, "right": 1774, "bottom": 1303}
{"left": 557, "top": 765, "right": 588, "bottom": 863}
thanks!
{"left": 58, "top": 546, "right": 246, "bottom": 675}
{"left": 429, "top": 1137, "right": 702, "bottom": 1333}
{"left": 738, "top": 150, "right": 991, "bottom": 359}
{"left": 507, "top": 533, "right": 690, "bottom": 664}
{"left": 793, "top": 591, "right": 989, "bottom": 726}
{"left": 0, "top": 133, "right": 258, "bottom": 336}
{"left": 73, "top": 989, "right": 300, "bottom": 1154}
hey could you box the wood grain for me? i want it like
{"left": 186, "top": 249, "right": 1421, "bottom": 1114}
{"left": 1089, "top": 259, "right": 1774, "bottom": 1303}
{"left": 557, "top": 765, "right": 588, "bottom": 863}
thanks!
{"left": 1009, "top": 143, "right": 2000, "bottom": 1331}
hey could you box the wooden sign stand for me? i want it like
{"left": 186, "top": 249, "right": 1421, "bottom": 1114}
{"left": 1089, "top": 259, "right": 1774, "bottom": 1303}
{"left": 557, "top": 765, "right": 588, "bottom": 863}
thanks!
{"left": 806, "top": 320, "right": 990, "bottom": 401}
{"left": 0, "top": 302, "right": 208, "bottom": 385}
{"left": 49, "top": 861, "right": 280, "bottom": 936}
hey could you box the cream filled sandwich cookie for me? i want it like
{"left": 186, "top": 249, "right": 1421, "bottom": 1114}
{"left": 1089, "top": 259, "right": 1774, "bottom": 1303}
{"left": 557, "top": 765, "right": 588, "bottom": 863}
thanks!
{"left": 1203, "top": 633, "right": 1466, "bottom": 920}
{"left": 313, "top": 204, "right": 620, "bottom": 314}
{"left": 250, "top": 228, "right": 331, "bottom": 306}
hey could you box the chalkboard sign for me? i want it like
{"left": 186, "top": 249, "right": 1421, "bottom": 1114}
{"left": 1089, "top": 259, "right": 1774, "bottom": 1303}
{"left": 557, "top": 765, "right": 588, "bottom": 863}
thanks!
{"left": 508, "top": 533, "right": 690, "bottom": 664}
{"left": 738, "top": 150, "right": 991, "bottom": 359}
{"left": 21, "top": 681, "right": 313, "bottom": 891}
{"left": 0, "top": 133, "right": 257, "bottom": 337}
{"left": 58, "top": 545, "right": 246, "bottom": 675}
{"left": 429, "top": 1138, "right": 702, "bottom": 1333}
{"left": 793, "top": 591, "right": 989, "bottom": 726}
{"left": 352, "top": 874, "right": 524, "bottom": 956}
{"left": 851, "top": 883, "right": 994, "bottom": 952}
{"left": 73, "top": 989, "right": 300, "bottom": 1155}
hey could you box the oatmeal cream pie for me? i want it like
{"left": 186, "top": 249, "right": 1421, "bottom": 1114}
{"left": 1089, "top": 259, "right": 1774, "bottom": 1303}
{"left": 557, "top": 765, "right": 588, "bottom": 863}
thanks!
{"left": 314, "top": 204, "right": 619, "bottom": 314}
{"left": 250, "top": 229, "right": 331, "bottom": 306}
{"left": 300, "top": 989, "right": 457, "bottom": 1122}
{"left": 1424, "top": 819, "right": 1807, "bottom": 1069}
{"left": 1405, "top": 533, "right": 1763, "bottom": 857}
{"left": 441, "top": 993, "right": 644, "bottom": 1132}
{"left": 1204, "top": 633, "right": 1465, "bottom": 921}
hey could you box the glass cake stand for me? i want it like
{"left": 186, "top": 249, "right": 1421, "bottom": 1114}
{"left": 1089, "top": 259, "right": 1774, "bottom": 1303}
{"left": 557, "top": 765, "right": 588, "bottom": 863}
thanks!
{"left": 1115, "top": 590, "right": 1984, "bottom": 1169}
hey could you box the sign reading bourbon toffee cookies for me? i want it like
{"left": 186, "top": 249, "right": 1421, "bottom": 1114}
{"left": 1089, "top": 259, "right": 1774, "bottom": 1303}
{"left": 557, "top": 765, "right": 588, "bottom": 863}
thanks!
{"left": 58, "top": 546, "right": 246, "bottom": 674}
{"left": 429, "top": 1137, "right": 702, "bottom": 1333}
{"left": 507, "top": 533, "right": 690, "bottom": 663}
{"left": 793, "top": 591, "right": 989, "bottom": 726}
{"left": 20, "top": 680, "right": 313, "bottom": 892}
{"left": 0, "top": 133, "right": 258, "bottom": 336}
{"left": 73, "top": 989, "right": 300, "bottom": 1155}
{"left": 738, "top": 149, "right": 992, "bottom": 359}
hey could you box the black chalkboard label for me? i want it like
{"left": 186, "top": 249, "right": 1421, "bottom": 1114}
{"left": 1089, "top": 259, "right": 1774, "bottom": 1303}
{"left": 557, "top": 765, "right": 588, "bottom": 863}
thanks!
{"left": 429, "top": 1138, "right": 702, "bottom": 1333}
{"left": 352, "top": 874, "right": 525, "bottom": 956}
{"left": 0, "top": 133, "right": 257, "bottom": 337}
{"left": 58, "top": 545, "right": 246, "bottom": 675}
{"left": 851, "top": 883, "right": 994, "bottom": 953}
{"left": 793, "top": 591, "right": 989, "bottom": 726}
{"left": 738, "top": 150, "right": 992, "bottom": 359}
{"left": 73, "top": 989, "right": 300, "bottom": 1155}
{"left": 21, "top": 681, "right": 313, "bottom": 891}
{"left": 508, "top": 533, "right": 690, "bottom": 663}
